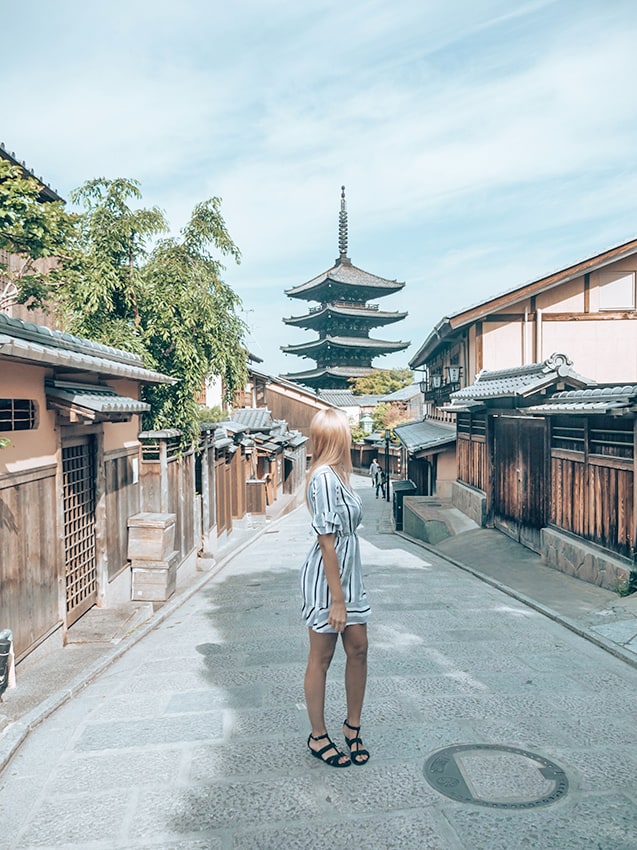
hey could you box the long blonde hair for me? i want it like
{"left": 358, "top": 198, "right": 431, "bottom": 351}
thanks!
{"left": 306, "top": 408, "right": 352, "bottom": 500}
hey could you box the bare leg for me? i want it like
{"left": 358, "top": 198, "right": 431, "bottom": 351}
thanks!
{"left": 304, "top": 630, "right": 349, "bottom": 764}
{"left": 342, "top": 624, "right": 369, "bottom": 763}
{"left": 341, "top": 623, "right": 368, "bottom": 726}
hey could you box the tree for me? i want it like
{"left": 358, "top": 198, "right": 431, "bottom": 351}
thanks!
{"left": 372, "top": 401, "right": 412, "bottom": 438}
{"left": 349, "top": 368, "right": 413, "bottom": 396}
{"left": 15, "top": 176, "right": 248, "bottom": 444}
{"left": 0, "top": 159, "right": 73, "bottom": 303}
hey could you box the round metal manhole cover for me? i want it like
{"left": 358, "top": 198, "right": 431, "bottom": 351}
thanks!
{"left": 424, "top": 744, "right": 569, "bottom": 810}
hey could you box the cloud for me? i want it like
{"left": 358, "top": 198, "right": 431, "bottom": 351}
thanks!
{"left": 4, "top": 0, "right": 637, "bottom": 375}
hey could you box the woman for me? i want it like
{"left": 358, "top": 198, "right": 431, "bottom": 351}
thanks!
{"left": 301, "top": 409, "right": 371, "bottom": 768}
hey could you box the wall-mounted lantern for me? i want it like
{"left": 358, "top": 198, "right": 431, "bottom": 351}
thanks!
{"left": 431, "top": 373, "right": 443, "bottom": 389}
{"left": 446, "top": 365, "right": 463, "bottom": 385}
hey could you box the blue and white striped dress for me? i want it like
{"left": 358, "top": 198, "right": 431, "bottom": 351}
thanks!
{"left": 300, "top": 465, "right": 371, "bottom": 633}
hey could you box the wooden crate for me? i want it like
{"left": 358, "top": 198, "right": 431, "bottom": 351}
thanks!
{"left": 127, "top": 512, "right": 176, "bottom": 561}
{"left": 131, "top": 551, "right": 178, "bottom": 602}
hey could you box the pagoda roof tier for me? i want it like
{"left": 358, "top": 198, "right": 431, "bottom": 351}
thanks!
{"left": 283, "top": 303, "right": 407, "bottom": 331}
{"left": 281, "top": 365, "right": 375, "bottom": 390}
{"left": 281, "top": 335, "right": 409, "bottom": 358}
{"left": 286, "top": 259, "right": 404, "bottom": 303}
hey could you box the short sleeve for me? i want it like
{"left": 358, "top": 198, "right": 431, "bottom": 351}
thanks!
{"left": 308, "top": 470, "right": 342, "bottom": 536}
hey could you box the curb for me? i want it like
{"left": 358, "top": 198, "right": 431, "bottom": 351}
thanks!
{"left": 0, "top": 505, "right": 303, "bottom": 775}
{"left": 396, "top": 530, "right": 637, "bottom": 672}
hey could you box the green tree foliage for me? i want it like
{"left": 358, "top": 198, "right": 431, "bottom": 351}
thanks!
{"left": 0, "top": 160, "right": 73, "bottom": 301}
{"left": 349, "top": 368, "right": 413, "bottom": 396}
{"left": 372, "top": 401, "right": 410, "bottom": 438}
{"left": 12, "top": 176, "right": 248, "bottom": 444}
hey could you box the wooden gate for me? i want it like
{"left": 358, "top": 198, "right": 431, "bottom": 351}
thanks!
{"left": 493, "top": 416, "right": 546, "bottom": 552}
{"left": 62, "top": 437, "right": 97, "bottom": 625}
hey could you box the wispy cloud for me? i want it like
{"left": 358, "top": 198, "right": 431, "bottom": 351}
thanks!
{"left": 4, "top": 0, "right": 637, "bottom": 373}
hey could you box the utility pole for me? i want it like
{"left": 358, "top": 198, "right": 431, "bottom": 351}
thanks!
{"left": 384, "top": 428, "right": 390, "bottom": 502}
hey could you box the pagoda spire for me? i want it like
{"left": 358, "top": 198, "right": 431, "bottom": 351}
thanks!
{"left": 337, "top": 185, "right": 350, "bottom": 265}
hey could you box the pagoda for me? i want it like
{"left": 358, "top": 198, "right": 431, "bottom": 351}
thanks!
{"left": 281, "top": 187, "right": 408, "bottom": 389}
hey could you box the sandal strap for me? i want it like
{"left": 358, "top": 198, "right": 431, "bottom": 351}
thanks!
{"left": 308, "top": 733, "right": 350, "bottom": 765}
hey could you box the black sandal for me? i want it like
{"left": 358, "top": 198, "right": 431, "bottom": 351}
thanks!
{"left": 343, "top": 719, "right": 370, "bottom": 765}
{"left": 307, "top": 732, "right": 351, "bottom": 768}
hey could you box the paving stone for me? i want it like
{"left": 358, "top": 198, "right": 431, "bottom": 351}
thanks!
{"left": 74, "top": 712, "right": 224, "bottom": 751}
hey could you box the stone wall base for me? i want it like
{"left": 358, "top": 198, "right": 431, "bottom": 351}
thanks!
{"left": 541, "top": 527, "right": 634, "bottom": 591}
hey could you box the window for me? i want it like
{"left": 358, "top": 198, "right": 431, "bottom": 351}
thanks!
{"left": 0, "top": 399, "right": 37, "bottom": 431}
{"left": 598, "top": 271, "right": 635, "bottom": 310}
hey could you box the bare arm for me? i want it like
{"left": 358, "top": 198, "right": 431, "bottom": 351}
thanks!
{"left": 317, "top": 533, "right": 346, "bottom": 632}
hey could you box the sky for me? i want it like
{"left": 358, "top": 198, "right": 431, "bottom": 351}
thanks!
{"left": 4, "top": 0, "right": 637, "bottom": 378}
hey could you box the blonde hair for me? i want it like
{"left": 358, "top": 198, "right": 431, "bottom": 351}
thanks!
{"left": 306, "top": 408, "right": 352, "bottom": 498}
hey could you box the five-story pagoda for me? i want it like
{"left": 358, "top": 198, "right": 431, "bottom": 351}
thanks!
{"left": 281, "top": 187, "right": 408, "bottom": 389}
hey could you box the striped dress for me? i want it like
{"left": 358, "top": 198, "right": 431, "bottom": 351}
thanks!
{"left": 300, "top": 465, "right": 371, "bottom": 633}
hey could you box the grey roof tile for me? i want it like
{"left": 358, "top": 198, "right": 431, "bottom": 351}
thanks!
{"left": 394, "top": 419, "right": 456, "bottom": 452}
{"left": 230, "top": 408, "right": 273, "bottom": 430}
{"left": 46, "top": 383, "right": 150, "bottom": 415}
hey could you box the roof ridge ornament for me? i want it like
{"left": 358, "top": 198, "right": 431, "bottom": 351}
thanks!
{"left": 337, "top": 185, "right": 351, "bottom": 265}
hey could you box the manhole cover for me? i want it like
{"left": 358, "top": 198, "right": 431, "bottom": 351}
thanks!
{"left": 424, "top": 744, "right": 568, "bottom": 809}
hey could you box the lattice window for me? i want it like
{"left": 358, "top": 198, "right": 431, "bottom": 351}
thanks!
{"left": 590, "top": 417, "right": 633, "bottom": 460}
{"left": 551, "top": 418, "right": 585, "bottom": 453}
{"left": 457, "top": 412, "right": 487, "bottom": 439}
{"left": 456, "top": 413, "right": 471, "bottom": 435}
{"left": 0, "top": 399, "right": 37, "bottom": 431}
{"left": 471, "top": 413, "right": 487, "bottom": 438}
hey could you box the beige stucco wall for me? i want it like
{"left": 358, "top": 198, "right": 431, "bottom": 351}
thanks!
{"left": 435, "top": 446, "right": 457, "bottom": 499}
{"left": 535, "top": 275, "right": 584, "bottom": 312}
{"left": 102, "top": 379, "right": 144, "bottom": 452}
{"left": 481, "top": 321, "right": 524, "bottom": 369}
{"left": 0, "top": 367, "right": 146, "bottom": 474}
{"left": 540, "top": 320, "right": 637, "bottom": 382}
{"left": 477, "top": 258, "right": 637, "bottom": 382}
{"left": 0, "top": 361, "right": 58, "bottom": 473}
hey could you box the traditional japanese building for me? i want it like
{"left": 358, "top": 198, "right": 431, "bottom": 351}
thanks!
{"left": 281, "top": 187, "right": 408, "bottom": 389}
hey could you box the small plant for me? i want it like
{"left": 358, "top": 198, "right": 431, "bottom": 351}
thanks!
{"left": 615, "top": 573, "right": 637, "bottom": 597}
{"left": 198, "top": 405, "right": 226, "bottom": 424}
{"left": 0, "top": 437, "right": 10, "bottom": 450}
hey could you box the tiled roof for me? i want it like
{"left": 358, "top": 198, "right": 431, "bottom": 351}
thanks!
{"left": 384, "top": 383, "right": 421, "bottom": 401}
{"left": 447, "top": 353, "right": 589, "bottom": 407}
{"left": 282, "top": 335, "right": 408, "bottom": 354}
{"left": 230, "top": 407, "right": 273, "bottom": 430}
{"left": 394, "top": 419, "right": 456, "bottom": 453}
{"left": 286, "top": 260, "right": 404, "bottom": 298}
{"left": 45, "top": 382, "right": 150, "bottom": 416}
{"left": 526, "top": 385, "right": 637, "bottom": 414}
{"left": 0, "top": 312, "right": 174, "bottom": 384}
{"left": 284, "top": 304, "right": 407, "bottom": 327}
{"left": 281, "top": 366, "right": 375, "bottom": 388}
{"left": 317, "top": 389, "right": 383, "bottom": 407}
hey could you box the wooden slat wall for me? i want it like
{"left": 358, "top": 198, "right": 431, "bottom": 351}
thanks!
{"left": 104, "top": 449, "right": 140, "bottom": 581}
{"left": 0, "top": 466, "right": 60, "bottom": 659}
{"left": 166, "top": 452, "right": 195, "bottom": 560}
{"left": 551, "top": 456, "right": 634, "bottom": 558}
{"left": 457, "top": 437, "right": 488, "bottom": 492}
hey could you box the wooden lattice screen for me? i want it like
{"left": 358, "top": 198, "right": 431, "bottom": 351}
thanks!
{"left": 62, "top": 439, "right": 97, "bottom": 624}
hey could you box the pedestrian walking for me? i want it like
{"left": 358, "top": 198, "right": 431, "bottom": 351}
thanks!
{"left": 374, "top": 468, "right": 386, "bottom": 499}
{"left": 301, "top": 408, "right": 371, "bottom": 768}
{"left": 369, "top": 457, "right": 380, "bottom": 486}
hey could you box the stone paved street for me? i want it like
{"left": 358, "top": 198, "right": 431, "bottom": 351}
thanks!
{"left": 1, "top": 474, "right": 636, "bottom": 849}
